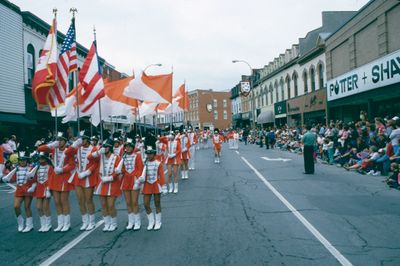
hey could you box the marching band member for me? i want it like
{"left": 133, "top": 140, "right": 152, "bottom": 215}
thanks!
{"left": 233, "top": 130, "right": 240, "bottom": 150}
{"left": 213, "top": 129, "right": 224, "bottom": 164}
{"left": 0, "top": 144, "right": 4, "bottom": 177}
{"left": 166, "top": 132, "right": 182, "bottom": 193}
{"left": 134, "top": 135, "right": 145, "bottom": 160}
{"left": 156, "top": 135, "right": 168, "bottom": 163}
{"left": 188, "top": 128, "right": 198, "bottom": 170}
{"left": 91, "top": 135, "right": 100, "bottom": 149}
{"left": 180, "top": 130, "right": 191, "bottom": 179}
{"left": 31, "top": 152, "right": 53, "bottom": 232}
{"left": 38, "top": 132, "right": 75, "bottom": 232}
{"left": 116, "top": 138, "right": 144, "bottom": 230}
{"left": 2, "top": 152, "right": 36, "bottom": 232}
{"left": 89, "top": 140, "right": 121, "bottom": 232}
{"left": 65, "top": 131, "right": 99, "bottom": 231}
{"left": 138, "top": 145, "right": 167, "bottom": 231}
{"left": 228, "top": 130, "right": 234, "bottom": 149}
{"left": 113, "top": 138, "right": 124, "bottom": 157}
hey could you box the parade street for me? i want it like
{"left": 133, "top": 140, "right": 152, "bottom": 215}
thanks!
{"left": 1, "top": 143, "right": 399, "bottom": 266}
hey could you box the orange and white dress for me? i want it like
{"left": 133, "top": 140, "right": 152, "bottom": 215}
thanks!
{"left": 119, "top": 152, "right": 144, "bottom": 191}
{"left": 213, "top": 134, "right": 224, "bottom": 153}
{"left": 156, "top": 138, "right": 168, "bottom": 163}
{"left": 32, "top": 164, "right": 53, "bottom": 198}
{"left": 180, "top": 134, "right": 191, "bottom": 160}
{"left": 65, "top": 145, "right": 99, "bottom": 188}
{"left": 141, "top": 159, "right": 166, "bottom": 195}
{"left": 90, "top": 152, "right": 122, "bottom": 197}
{"left": 38, "top": 144, "right": 75, "bottom": 192}
{"left": 166, "top": 139, "right": 182, "bottom": 165}
{"left": 114, "top": 145, "right": 124, "bottom": 157}
{"left": 4, "top": 166, "right": 35, "bottom": 197}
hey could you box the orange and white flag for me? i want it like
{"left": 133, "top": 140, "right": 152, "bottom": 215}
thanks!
{"left": 124, "top": 71, "right": 172, "bottom": 104}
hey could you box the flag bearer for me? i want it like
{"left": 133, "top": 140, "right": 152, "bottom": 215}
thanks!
{"left": 89, "top": 140, "right": 121, "bottom": 232}
{"left": 2, "top": 152, "right": 36, "bottom": 232}
{"left": 116, "top": 138, "right": 144, "bottom": 230}
{"left": 65, "top": 131, "right": 99, "bottom": 231}
{"left": 38, "top": 132, "right": 75, "bottom": 232}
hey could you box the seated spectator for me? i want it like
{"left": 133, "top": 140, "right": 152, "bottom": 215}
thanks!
{"left": 386, "top": 162, "right": 399, "bottom": 189}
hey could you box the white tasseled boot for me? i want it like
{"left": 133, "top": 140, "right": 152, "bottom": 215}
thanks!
{"left": 17, "top": 215, "right": 24, "bottom": 232}
{"left": 109, "top": 217, "right": 117, "bottom": 232}
{"left": 154, "top": 213, "right": 162, "bottom": 230}
{"left": 146, "top": 212, "right": 155, "bottom": 231}
{"left": 126, "top": 213, "right": 134, "bottom": 230}
{"left": 54, "top": 215, "right": 64, "bottom": 232}
{"left": 133, "top": 213, "right": 141, "bottom": 231}
{"left": 86, "top": 215, "right": 96, "bottom": 231}
{"left": 173, "top": 183, "right": 179, "bottom": 194}
{"left": 168, "top": 183, "right": 173, "bottom": 193}
{"left": 22, "top": 217, "right": 33, "bottom": 233}
{"left": 103, "top": 216, "right": 111, "bottom": 232}
{"left": 185, "top": 170, "right": 189, "bottom": 179}
{"left": 80, "top": 214, "right": 89, "bottom": 231}
{"left": 38, "top": 216, "right": 45, "bottom": 232}
{"left": 61, "top": 214, "right": 71, "bottom": 232}
{"left": 43, "top": 216, "right": 51, "bottom": 232}
{"left": 181, "top": 171, "right": 185, "bottom": 179}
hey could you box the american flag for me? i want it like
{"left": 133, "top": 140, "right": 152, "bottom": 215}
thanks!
{"left": 49, "top": 18, "right": 77, "bottom": 109}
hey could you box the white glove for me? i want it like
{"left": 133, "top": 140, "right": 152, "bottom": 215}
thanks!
{"left": 55, "top": 167, "right": 63, "bottom": 174}
{"left": 161, "top": 184, "right": 168, "bottom": 195}
{"left": 78, "top": 170, "right": 91, "bottom": 179}
{"left": 133, "top": 180, "right": 141, "bottom": 190}
{"left": 99, "top": 147, "right": 106, "bottom": 154}
{"left": 101, "top": 175, "right": 113, "bottom": 183}
{"left": 168, "top": 153, "right": 176, "bottom": 159}
{"left": 48, "top": 141, "right": 60, "bottom": 149}
{"left": 115, "top": 168, "right": 122, "bottom": 175}
{"left": 2, "top": 176, "right": 9, "bottom": 183}
{"left": 138, "top": 175, "right": 145, "bottom": 183}
{"left": 45, "top": 188, "right": 51, "bottom": 198}
{"left": 182, "top": 148, "right": 187, "bottom": 152}
{"left": 72, "top": 138, "right": 83, "bottom": 148}
{"left": 27, "top": 183, "right": 37, "bottom": 193}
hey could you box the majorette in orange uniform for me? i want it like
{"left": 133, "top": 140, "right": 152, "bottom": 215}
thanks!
{"left": 38, "top": 132, "right": 75, "bottom": 232}
{"left": 166, "top": 132, "right": 182, "bottom": 194}
{"left": 156, "top": 135, "right": 168, "bottom": 163}
{"left": 188, "top": 127, "right": 198, "bottom": 170}
{"left": 113, "top": 137, "right": 124, "bottom": 157}
{"left": 138, "top": 145, "right": 167, "bottom": 231}
{"left": 233, "top": 130, "right": 240, "bottom": 150}
{"left": 89, "top": 139, "right": 121, "bottom": 232}
{"left": 2, "top": 152, "right": 36, "bottom": 232}
{"left": 31, "top": 152, "right": 53, "bottom": 232}
{"left": 115, "top": 138, "right": 144, "bottom": 230}
{"left": 65, "top": 131, "right": 99, "bottom": 231}
{"left": 227, "top": 130, "right": 234, "bottom": 149}
{"left": 180, "top": 130, "right": 191, "bottom": 180}
{"left": 212, "top": 129, "right": 224, "bottom": 164}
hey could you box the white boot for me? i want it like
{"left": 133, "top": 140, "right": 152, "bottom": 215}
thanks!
{"left": 214, "top": 157, "right": 217, "bottom": 163}
{"left": 173, "top": 183, "right": 179, "bottom": 194}
{"left": 133, "top": 213, "right": 141, "bottom": 231}
{"left": 17, "top": 215, "right": 24, "bottom": 232}
{"left": 61, "top": 214, "right": 71, "bottom": 232}
{"left": 109, "top": 217, "right": 117, "bottom": 232}
{"left": 147, "top": 212, "right": 155, "bottom": 231}
{"left": 80, "top": 214, "right": 89, "bottom": 231}
{"left": 102, "top": 216, "right": 111, "bottom": 232}
{"left": 185, "top": 171, "right": 189, "bottom": 179}
{"left": 43, "top": 216, "right": 51, "bottom": 232}
{"left": 154, "top": 213, "right": 162, "bottom": 230}
{"left": 181, "top": 171, "right": 185, "bottom": 180}
{"left": 126, "top": 213, "right": 134, "bottom": 230}
{"left": 22, "top": 217, "right": 33, "bottom": 233}
{"left": 86, "top": 215, "right": 96, "bottom": 231}
{"left": 38, "top": 216, "right": 45, "bottom": 232}
{"left": 54, "top": 215, "right": 64, "bottom": 232}
{"left": 168, "top": 183, "right": 173, "bottom": 193}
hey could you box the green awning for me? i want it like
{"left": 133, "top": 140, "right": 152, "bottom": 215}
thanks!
{"left": 0, "top": 113, "right": 37, "bottom": 125}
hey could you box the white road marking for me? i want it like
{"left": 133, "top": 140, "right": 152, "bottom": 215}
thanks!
{"left": 40, "top": 169, "right": 170, "bottom": 265}
{"left": 235, "top": 151, "right": 240, "bottom": 155}
{"left": 39, "top": 220, "right": 104, "bottom": 266}
{"left": 241, "top": 156, "right": 353, "bottom": 266}
{"left": 261, "top": 156, "right": 291, "bottom": 162}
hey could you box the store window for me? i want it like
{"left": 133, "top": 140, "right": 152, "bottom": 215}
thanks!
{"left": 213, "top": 99, "right": 218, "bottom": 108}
{"left": 274, "top": 81, "right": 278, "bottom": 103}
{"left": 280, "top": 79, "right": 284, "bottom": 101}
{"left": 310, "top": 66, "right": 316, "bottom": 92}
{"left": 223, "top": 99, "right": 227, "bottom": 108}
{"left": 214, "top": 110, "right": 218, "bottom": 120}
{"left": 318, "top": 63, "right": 324, "bottom": 90}
{"left": 27, "top": 44, "right": 35, "bottom": 85}
{"left": 269, "top": 84, "right": 273, "bottom": 105}
{"left": 223, "top": 110, "right": 228, "bottom": 120}
{"left": 286, "top": 76, "right": 291, "bottom": 99}
{"left": 303, "top": 70, "right": 308, "bottom": 94}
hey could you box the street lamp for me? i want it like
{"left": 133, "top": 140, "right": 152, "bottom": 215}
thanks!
{"left": 201, "top": 91, "right": 216, "bottom": 130}
{"left": 232, "top": 59, "right": 256, "bottom": 129}
{"left": 144, "top": 63, "right": 162, "bottom": 73}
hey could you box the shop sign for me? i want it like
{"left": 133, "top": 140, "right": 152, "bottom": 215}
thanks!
{"left": 274, "top": 100, "right": 287, "bottom": 115}
{"left": 240, "top": 81, "right": 251, "bottom": 97}
{"left": 287, "top": 89, "right": 326, "bottom": 115}
{"left": 327, "top": 49, "right": 400, "bottom": 101}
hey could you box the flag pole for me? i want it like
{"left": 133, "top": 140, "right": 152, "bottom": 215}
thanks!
{"left": 52, "top": 8, "right": 59, "bottom": 164}
{"left": 183, "top": 79, "right": 186, "bottom": 129}
{"left": 170, "top": 65, "right": 174, "bottom": 132}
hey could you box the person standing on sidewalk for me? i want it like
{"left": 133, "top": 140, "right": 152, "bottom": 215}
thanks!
{"left": 302, "top": 125, "right": 317, "bottom": 174}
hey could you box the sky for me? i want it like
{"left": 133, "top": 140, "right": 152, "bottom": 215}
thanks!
{"left": 12, "top": 0, "right": 370, "bottom": 93}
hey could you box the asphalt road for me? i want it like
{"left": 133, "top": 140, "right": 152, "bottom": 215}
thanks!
{"left": 1, "top": 142, "right": 400, "bottom": 265}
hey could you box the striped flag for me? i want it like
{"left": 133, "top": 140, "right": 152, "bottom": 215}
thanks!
{"left": 78, "top": 41, "right": 105, "bottom": 112}
{"left": 49, "top": 18, "right": 77, "bottom": 109}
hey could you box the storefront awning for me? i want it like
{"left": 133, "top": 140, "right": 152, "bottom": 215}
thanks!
{"left": 257, "top": 111, "right": 274, "bottom": 124}
{"left": 0, "top": 113, "right": 37, "bottom": 125}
